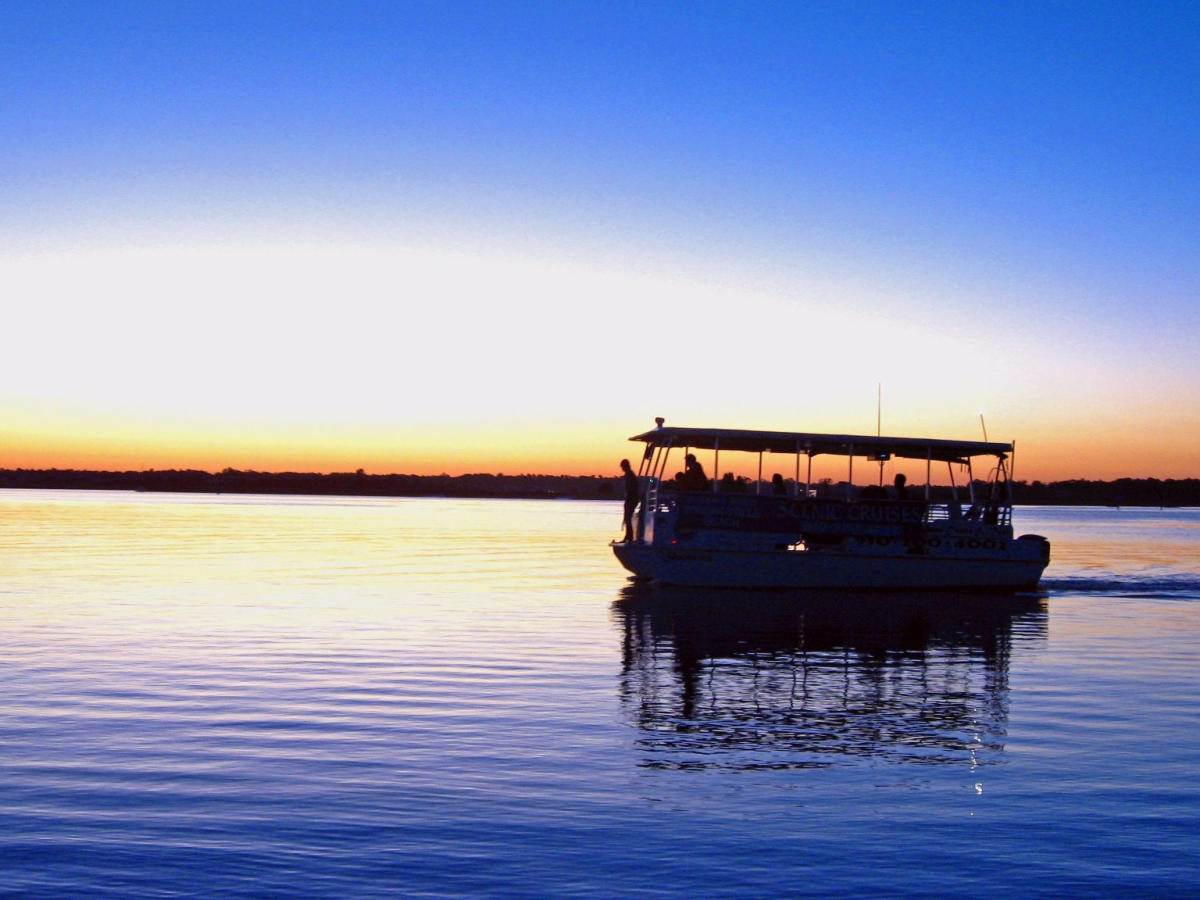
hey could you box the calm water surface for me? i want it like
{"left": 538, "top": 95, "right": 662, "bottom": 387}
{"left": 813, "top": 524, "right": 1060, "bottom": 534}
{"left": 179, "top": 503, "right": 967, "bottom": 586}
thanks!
{"left": 1, "top": 491, "right": 1197, "bottom": 897}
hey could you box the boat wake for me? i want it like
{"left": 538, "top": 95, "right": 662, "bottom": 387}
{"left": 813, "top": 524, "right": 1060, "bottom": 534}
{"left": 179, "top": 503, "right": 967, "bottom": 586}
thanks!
{"left": 1041, "top": 573, "right": 1200, "bottom": 600}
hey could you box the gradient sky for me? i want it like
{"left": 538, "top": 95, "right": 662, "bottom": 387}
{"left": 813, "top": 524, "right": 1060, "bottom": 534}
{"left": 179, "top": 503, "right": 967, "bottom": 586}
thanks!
{"left": 2, "top": 1, "right": 1197, "bottom": 480}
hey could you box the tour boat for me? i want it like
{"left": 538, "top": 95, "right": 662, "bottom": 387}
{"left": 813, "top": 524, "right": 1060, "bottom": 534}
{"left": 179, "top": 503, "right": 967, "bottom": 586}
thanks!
{"left": 612, "top": 420, "right": 1050, "bottom": 589}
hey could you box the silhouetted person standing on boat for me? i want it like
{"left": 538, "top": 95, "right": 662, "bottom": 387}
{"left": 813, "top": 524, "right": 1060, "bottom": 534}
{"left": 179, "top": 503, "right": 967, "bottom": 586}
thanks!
{"left": 893, "top": 473, "right": 908, "bottom": 500}
{"left": 620, "top": 458, "right": 639, "bottom": 542}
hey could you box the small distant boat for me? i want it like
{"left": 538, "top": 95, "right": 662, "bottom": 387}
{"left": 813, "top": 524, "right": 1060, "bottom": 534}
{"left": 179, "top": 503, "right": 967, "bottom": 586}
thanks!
{"left": 612, "top": 420, "right": 1050, "bottom": 590}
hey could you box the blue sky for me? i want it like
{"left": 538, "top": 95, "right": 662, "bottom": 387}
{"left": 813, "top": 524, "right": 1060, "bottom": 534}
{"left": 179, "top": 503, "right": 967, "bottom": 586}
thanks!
{"left": 2, "top": 2, "right": 1198, "bottom": 477}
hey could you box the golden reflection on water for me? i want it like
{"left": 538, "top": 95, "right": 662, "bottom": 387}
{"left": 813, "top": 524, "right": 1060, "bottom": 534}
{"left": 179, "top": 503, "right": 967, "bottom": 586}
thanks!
{"left": 0, "top": 490, "right": 618, "bottom": 658}
{"left": 2, "top": 492, "right": 1193, "bottom": 766}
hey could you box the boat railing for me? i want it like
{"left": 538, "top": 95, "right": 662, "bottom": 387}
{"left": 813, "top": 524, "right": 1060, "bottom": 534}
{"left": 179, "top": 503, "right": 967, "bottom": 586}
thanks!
{"left": 924, "top": 500, "right": 1012, "bottom": 527}
{"left": 647, "top": 488, "right": 1014, "bottom": 533}
{"left": 925, "top": 503, "right": 954, "bottom": 523}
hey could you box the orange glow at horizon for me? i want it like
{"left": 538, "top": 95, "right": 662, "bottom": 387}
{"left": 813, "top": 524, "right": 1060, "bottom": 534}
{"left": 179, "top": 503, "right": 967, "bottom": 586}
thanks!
{"left": 4, "top": 416, "right": 1197, "bottom": 483}
{"left": 3, "top": 243, "right": 1197, "bottom": 486}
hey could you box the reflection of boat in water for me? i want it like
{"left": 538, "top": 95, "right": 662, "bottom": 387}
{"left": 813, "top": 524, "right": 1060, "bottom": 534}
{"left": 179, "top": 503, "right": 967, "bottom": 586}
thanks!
{"left": 612, "top": 421, "right": 1051, "bottom": 589}
{"left": 614, "top": 583, "right": 1048, "bottom": 769}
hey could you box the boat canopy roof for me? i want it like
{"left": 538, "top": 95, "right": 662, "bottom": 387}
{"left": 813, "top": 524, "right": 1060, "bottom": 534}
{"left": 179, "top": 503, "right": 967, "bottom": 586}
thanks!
{"left": 628, "top": 425, "right": 1010, "bottom": 463}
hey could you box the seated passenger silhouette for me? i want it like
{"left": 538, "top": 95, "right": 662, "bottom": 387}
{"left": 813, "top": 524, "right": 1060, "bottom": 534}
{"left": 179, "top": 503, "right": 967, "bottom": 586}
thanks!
{"left": 681, "top": 454, "right": 709, "bottom": 491}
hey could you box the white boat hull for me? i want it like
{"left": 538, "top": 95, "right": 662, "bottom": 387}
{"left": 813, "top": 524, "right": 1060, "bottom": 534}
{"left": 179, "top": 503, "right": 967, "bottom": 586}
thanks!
{"left": 612, "top": 541, "right": 1048, "bottom": 590}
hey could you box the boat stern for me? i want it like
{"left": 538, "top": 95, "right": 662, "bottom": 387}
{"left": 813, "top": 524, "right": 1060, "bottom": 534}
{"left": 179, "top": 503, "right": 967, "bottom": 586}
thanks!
{"left": 611, "top": 540, "right": 656, "bottom": 580}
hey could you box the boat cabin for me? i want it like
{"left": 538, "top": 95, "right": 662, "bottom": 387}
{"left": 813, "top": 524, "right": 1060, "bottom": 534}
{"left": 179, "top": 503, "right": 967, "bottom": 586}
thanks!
{"left": 627, "top": 422, "right": 1017, "bottom": 546}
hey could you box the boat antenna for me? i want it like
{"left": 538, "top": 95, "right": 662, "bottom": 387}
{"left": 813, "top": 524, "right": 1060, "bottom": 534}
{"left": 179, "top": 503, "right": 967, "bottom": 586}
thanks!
{"left": 979, "top": 412, "right": 988, "bottom": 442}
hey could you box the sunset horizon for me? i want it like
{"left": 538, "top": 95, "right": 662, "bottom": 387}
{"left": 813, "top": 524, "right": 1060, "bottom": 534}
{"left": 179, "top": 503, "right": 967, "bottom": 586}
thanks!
{"left": 5, "top": 411, "right": 1195, "bottom": 484}
{"left": 3, "top": 3, "right": 1197, "bottom": 489}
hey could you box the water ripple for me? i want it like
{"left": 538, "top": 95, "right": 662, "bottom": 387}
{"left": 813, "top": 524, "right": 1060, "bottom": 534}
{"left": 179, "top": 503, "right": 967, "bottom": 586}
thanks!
{"left": 1, "top": 492, "right": 1198, "bottom": 897}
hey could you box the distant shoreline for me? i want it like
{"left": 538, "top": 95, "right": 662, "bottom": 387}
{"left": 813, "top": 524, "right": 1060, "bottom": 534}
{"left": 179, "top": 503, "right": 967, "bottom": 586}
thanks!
{"left": 2, "top": 469, "right": 1197, "bottom": 507}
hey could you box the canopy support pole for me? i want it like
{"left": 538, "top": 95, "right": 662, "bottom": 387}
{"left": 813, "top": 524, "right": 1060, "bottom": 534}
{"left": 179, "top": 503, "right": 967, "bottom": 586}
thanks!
{"left": 795, "top": 443, "right": 801, "bottom": 498}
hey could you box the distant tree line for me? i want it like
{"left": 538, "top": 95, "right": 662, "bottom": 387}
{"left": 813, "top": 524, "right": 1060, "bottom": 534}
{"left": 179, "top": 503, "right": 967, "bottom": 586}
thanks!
{"left": 0, "top": 469, "right": 1196, "bottom": 506}
{"left": 1009, "top": 478, "right": 1199, "bottom": 507}
{"left": 0, "top": 468, "right": 618, "bottom": 500}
